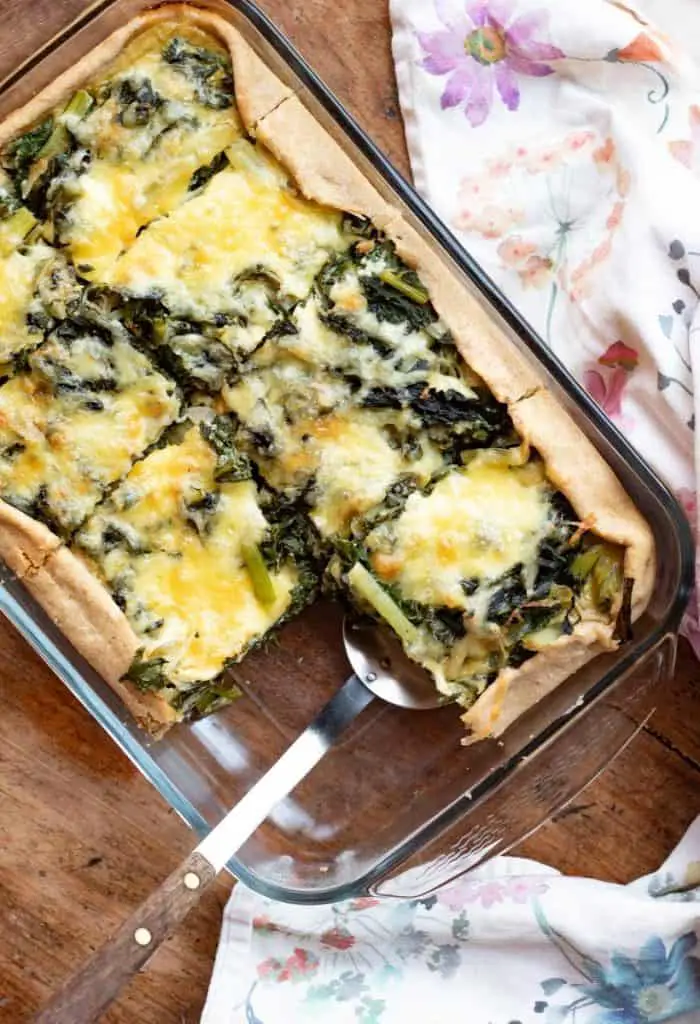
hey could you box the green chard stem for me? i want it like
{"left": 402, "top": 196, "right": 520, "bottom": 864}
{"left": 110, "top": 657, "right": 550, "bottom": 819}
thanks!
{"left": 378, "top": 269, "right": 429, "bottom": 305}
{"left": 242, "top": 542, "right": 277, "bottom": 606}
{"left": 64, "top": 89, "right": 93, "bottom": 120}
{"left": 347, "top": 562, "right": 421, "bottom": 647}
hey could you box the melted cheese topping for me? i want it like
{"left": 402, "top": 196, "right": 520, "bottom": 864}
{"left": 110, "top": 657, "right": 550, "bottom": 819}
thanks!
{"left": 0, "top": 242, "right": 51, "bottom": 361}
{"left": 225, "top": 353, "right": 444, "bottom": 536}
{"left": 67, "top": 114, "right": 239, "bottom": 278}
{"left": 106, "top": 166, "right": 345, "bottom": 316}
{"left": 0, "top": 335, "right": 178, "bottom": 530}
{"left": 0, "top": 20, "right": 596, "bottom": 712}
{"left": 368, "top": 459, "right": 550, "bottom": 612}
{"left": 77, "top": 426, "right": 296, "bottom": 684}
{"left": 310, "top": 416, "right": 404, "bottom": 536}
{"left": 65, "top": 23, "right": 242, "bottom": 279}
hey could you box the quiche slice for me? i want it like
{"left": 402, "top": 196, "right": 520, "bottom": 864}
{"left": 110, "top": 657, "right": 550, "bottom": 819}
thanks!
{"left": 0, "top": 325, "right": 178, "bottom": 533}
{"left": 329, "top": 453, "right": 628, "bottom": 733}
{"left": 0, "top": 4, "right": 655, "bottom": 740}
{"left": 224, "top": 230, "right": 516, "bottom": 539}
{"left": 72, "top": 416, "right": 317, "bottom": 730}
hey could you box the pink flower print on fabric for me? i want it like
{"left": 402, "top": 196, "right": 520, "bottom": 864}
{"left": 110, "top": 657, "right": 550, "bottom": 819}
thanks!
{"left": 454, "top": 130, "right": 628, "bottom": 347}
{"left": 417, "top": 0, "right": 564, "bottom": 127}
{"left": 583, "top": 341, "right": 639, "bottom": 424}
{"left": 669, "top": 105, "right": 700, "bottom": 173}
{"left": 320, "top": 926, "right": 356, "bottom": 951}
{"left": 257, "top": 947, "right": 320, "bottom": 984}
{"left": 436, "top": 874, "right": 550, "bottom": 911}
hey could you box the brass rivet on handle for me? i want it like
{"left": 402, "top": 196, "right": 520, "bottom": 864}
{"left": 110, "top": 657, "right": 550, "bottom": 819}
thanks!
{"left": 184, "top": 872, "right": 201, "bottom": 890}
{"left": 134, "top": 927, "right": 152, "bottom": 947}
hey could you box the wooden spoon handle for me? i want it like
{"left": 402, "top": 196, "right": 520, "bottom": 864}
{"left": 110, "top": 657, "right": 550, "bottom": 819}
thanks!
{"left": 34, "top": 851, "right": 216, "bottom": 1024}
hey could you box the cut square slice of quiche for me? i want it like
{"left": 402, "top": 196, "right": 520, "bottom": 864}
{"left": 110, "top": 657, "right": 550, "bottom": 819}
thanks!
{"left": 0, "top": 324, "right": 179, "bottom": 534}
{"left": 73, "top": 414, "right": 318, "bottom": 725}
{"left": 327, "top": 451, "right": 628, "bottom": 729}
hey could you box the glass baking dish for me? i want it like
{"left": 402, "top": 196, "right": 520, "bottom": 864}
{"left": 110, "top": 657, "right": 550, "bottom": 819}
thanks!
{"left": 0, "top": 0, "right": 693, "bottom": 904}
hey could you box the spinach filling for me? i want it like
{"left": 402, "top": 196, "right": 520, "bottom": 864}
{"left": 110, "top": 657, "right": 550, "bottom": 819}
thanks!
{"left": 162, "top": 37, "right": 234, "bottom": 109}
{"left": 329, "top": 476, "right": 626, "bottom": 704}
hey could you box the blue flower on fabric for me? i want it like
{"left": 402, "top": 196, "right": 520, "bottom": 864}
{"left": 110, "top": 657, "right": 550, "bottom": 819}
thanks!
{"left": 535, "top": 898, "right": 700, "bottom": 1022}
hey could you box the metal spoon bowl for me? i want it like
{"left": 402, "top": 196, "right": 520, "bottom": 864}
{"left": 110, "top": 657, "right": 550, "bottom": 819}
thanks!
{"left": 37, "top": 615, "right": 450, "bottom": 1024}
{"left": 344, "top": 616, "right": 451, "bottom": 710}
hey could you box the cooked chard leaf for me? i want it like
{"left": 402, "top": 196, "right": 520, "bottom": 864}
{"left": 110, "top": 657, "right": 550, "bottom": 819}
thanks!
{"left": 315, "top": 253, "right": 356, "bottom": 301}
{"left": 200, "top": 416, "right": 252, "bottom": 481}
{"left": 171, "top": 678, "right": 243, "bottom": 718}
{"left": 342, "top": 213, "right": 377, "bottom": 240}
{"left": 162, "top": 37, "right": 233, "bottom": 109}
{"left": 360, "top": 243, "right": 438, "bottom": 331}
{"left": 350, "top": 475, "right": 419, "bottom": 536}
{"left": 319, "top": 312, "right": 393, "bottom": 357}
{"left": 362, "top": 273, "right": 437, "bottom": 331}
{"left": 487, "top": 565, "right": 527, "bottom": 625}
{"left": 100, "top": 522, "right": 147, "bottom": 555}
{"left": 4, "top": 484, "right": 65, "bottom": 537}
{"left": 242, "top": 542, "right": 277, "bottom": 606}
{"left": 116, "top": 77, "right": 163, "bottom": 127}
{"left": 234, "top": 264, "right": 282, "bottom": 292}
{"left": 188, "top": 150, "right": 229, "bottom": 192}
{"left": 395, "top": 597, "right": 466, "bottom": 645}
{"left": 125, "top": 654, "right": 169, "bottom": 692}
{"left": 2, "top": 118, "right": 53, "bottom": 183}
{"left": 24, "top": 145, "right": 91, "bottom": 229}
{"left": 378, "top": 268, "right": 429, "bottom": 305}
{"left": 347, "top": 562, "right": 421, "bottom": 648}
{"left": 614, "top": 577, "right": 634, "bottom": 643}
{"left": 184, "top": 490, "right": 220, "bottom": 536}
{"left": 160, "top": 331, "right": 236, "bottom": 391}
{"left": 260, "top": 495, "right": 323, "bottom": 570}
{"left": 571, "top": 541, "right": 625, "bottom": 612}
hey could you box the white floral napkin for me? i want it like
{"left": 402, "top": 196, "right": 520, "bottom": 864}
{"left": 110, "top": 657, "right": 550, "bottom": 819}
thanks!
{"left": 391, "top": 0, "right": 700, "bottom": 651}
{"left": 202, "top": 817, "right": 700, "bottom": 1023}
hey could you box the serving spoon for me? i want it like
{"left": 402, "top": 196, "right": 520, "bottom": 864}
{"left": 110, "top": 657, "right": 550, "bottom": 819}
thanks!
{"left": 36, "top": 617, "right": 448, "bottom": 1024}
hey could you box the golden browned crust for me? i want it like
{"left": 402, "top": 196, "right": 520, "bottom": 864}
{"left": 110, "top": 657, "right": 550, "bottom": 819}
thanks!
{"left": 255, "top": 96, "right": 398, "bottom": 223}
{"left": 0, "top": 499, "right": 61, "bottom": 578}
{"left": 22, "top": 546, "right": 177, "bottom": 736}
{"left": 461, "top": 631, "right": 609, "bottom": 742}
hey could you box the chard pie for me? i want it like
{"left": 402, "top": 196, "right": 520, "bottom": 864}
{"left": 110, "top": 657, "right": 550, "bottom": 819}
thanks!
{"left": 0, "top": 5, "right": 655, "bottom": 739}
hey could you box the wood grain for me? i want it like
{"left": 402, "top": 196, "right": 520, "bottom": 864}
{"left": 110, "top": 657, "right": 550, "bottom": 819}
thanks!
{"left": 34, "top": 852, "right": 218, "bottom": 1024}
{"left": 0, "top": 2, "right": 698, "bottom": 1022}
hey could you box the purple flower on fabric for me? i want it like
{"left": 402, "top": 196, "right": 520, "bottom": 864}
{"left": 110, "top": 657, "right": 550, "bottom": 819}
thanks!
{"left": 418, "top": 0, "right": 564, "bottom": 127}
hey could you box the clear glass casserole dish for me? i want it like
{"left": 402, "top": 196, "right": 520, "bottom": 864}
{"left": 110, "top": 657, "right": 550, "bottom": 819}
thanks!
{"left": 0, "top": 0, "right": 692, "bottom": 904}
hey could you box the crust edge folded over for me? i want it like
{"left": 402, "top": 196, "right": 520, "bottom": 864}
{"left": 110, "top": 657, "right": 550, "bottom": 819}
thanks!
{"left": 255, "top": 95, "right": 398, "bottom": 224}
{"left": 22, "top": 547, "right": 177, "bottom": 738}
{"left": 508, "top": 389, "right": 656, "bottom": 620}
{"left": 0, "top": 499, "right": 61, "bottom": 578}
{"left": 0, "top": 3, "right": 291, "bottom": 150}
{"left": 461, "top": 632, "right": 608, "bottom": 742}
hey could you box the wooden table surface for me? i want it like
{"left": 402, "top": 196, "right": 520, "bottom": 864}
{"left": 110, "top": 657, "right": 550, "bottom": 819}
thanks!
{"left": 1, "top": 1, "right": 699, "bottom": 1020}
